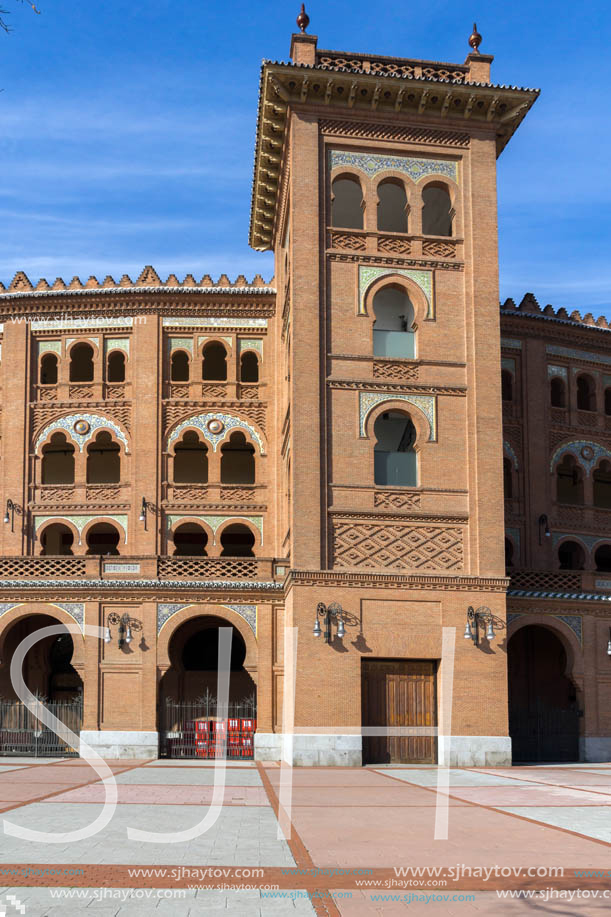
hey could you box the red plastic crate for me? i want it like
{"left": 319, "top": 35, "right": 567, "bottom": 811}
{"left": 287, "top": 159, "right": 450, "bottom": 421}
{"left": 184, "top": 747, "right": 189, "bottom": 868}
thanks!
{"left": 241, "top": 735, "right": 253, "bottom": 749}
{"left": 227, "top": 717, "right": 240, "bottom": 731}
{"left": 240, "top": 718, "right": 256, "bottom": 732}
{"left": 228, "top": 734, "right": 240, "bottom": 745}
{"left": 195, "top": 720, "right": 210, "bottom": 733}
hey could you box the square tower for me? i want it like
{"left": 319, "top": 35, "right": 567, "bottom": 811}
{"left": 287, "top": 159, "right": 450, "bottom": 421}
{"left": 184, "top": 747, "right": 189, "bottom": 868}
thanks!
{"left": 252, "top": 24, "right": 539, "bottom": 766}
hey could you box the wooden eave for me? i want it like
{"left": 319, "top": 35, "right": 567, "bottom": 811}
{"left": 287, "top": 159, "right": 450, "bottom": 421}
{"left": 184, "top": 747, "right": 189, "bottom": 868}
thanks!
{"left": 249, "top": 61, "right": 539, "bottom": 251}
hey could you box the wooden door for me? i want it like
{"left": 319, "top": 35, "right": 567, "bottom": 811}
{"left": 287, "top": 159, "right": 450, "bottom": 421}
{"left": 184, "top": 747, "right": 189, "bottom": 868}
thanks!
{"left": 362, "top": 659, "right": 437, "bottom": 764}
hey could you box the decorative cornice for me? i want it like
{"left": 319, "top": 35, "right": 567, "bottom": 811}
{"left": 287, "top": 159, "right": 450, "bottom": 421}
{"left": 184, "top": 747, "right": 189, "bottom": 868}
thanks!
{"left": 286, "top": 569, "right": 509, "bottom": 591}
{"left": 0, "top": 579, "right": 283, "bottom": 599}
{"left": 329, "top": 379, "right": 465, "bottom": 395}
{"left": 250, "top": 60, "right": 539, "bottom": 250}
{"left": 326, "top": 252, "right": 464, "bottom": 271}
{"left": 328, "top": 510, "right": 468, "bottom": 525}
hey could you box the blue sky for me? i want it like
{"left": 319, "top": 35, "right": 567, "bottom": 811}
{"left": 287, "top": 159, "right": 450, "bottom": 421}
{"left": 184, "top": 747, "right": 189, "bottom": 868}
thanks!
{"left": 0, "top": 0, "right": 609, "bottom": 313}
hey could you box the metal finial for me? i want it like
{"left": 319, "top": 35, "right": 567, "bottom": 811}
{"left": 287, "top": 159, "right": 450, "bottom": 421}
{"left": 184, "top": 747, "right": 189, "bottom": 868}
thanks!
{"left": 296, "top": 3, "right": 310, "bottom": 33}
{"left": 468, "top": 22, "right": 482, "bottom": 53}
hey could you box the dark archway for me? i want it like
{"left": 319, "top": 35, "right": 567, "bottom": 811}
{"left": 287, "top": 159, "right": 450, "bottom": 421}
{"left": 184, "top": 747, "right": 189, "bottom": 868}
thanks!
{"left": 508, "top": 625, "right": 579, "bottom": 762}
{"left": 0, "top": 614, "right": 83, "bottom": 701}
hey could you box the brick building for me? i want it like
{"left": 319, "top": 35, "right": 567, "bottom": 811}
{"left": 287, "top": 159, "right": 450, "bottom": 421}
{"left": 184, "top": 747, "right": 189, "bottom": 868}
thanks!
{"left": 0, "top": 22, "right": 605, "bottom": 765}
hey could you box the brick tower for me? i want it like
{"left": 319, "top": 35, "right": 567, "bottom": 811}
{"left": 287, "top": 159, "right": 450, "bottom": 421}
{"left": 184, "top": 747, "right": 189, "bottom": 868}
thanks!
{"left": 250, "top": 20, "right": 538, "bottom": 764}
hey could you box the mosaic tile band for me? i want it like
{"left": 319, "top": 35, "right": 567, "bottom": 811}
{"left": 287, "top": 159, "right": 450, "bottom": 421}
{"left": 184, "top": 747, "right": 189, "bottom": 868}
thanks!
{"left": 359, "top": 266, "right": 433, "bottom": 318}
{"left": 34, "top": 413, "right": 130, "bottom": 454}
{"left": 549, "top": 440, "right": 611, "bottom": 474}
{"left": 504, "top": 441, "right": 519, "bottom": 470}
{"left": 359, "top": 391, "right": 436, "bottom": 441}
{"left": 329, "top": 150, "right": 458, "bottom": 184}
{"left": 166, "top": 514, "right": 263, "bottom": 543}
{"left": 167, "top": 412, "right": 265, "bottom": 454}
{"left": 157, "top": 602, "right": 256, "bottom": 636}
{"left": 34, "top": 514, "right": 128, "bottom": 545}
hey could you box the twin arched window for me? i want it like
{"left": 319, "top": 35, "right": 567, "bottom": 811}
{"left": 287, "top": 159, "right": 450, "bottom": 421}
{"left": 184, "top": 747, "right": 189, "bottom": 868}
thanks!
{"left": 172, "top": 430, "right": 256, "bottom": 485}
{"left": 558, "top": 539, "right": 611, "bottom": 572}
{"left": 40, "top": 521, "right": 121, "bottom": 556}
{"left": 41, "top": 430, "right": 123, "bottom": 485}
{"left": 331, "top": 175, "right": 452, "bottom": 236}
{"left": 555, "top": 454, "right": 611, "bottom": 508}
{"left": 172, "top": 522, "right": 255, "bottom": 557}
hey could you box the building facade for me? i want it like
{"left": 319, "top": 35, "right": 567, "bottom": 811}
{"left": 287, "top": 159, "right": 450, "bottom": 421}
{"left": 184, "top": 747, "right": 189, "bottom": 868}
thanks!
{"left": 1, "top": 24, "right": 603, "bottom": 766}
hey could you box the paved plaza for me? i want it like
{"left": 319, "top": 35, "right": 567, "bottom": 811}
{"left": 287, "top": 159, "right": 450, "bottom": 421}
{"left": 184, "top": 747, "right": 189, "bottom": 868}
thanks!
{"left": 1, "top": 759, "right": 611, "bottom": 914}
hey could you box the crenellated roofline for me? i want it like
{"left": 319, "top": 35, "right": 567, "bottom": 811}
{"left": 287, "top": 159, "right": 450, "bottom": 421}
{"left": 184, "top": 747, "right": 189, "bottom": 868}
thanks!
{"left": 501, "top": 293, "right": 611, "bottom": 334}
{"left": 0, "top": 265, "right": 275, "bottom": 300}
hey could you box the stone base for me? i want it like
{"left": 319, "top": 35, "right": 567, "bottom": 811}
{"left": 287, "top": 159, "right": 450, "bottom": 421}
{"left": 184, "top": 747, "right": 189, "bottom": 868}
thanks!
{"left": 254, "top": 732, "right": 283, "bottom": 761}
{"left": 254, "top": 733, "right": 362, "bottom": 766}
{"left": 79, "top": 730, "right": 158, "bottom": 759}
{"left": 580, "top": 737, "right": 611, "bottom": 763}
{"left": 438, "top": 735, "right": 512, "bottom": 767}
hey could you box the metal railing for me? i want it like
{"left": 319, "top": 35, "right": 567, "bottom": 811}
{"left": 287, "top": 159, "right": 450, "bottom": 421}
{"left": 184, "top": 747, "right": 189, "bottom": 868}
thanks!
{"left": 0, "top": 696, "right": 82, "bottom": 757}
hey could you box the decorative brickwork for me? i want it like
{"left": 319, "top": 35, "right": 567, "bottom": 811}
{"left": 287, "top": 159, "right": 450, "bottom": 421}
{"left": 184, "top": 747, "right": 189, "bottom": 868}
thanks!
{"left": 329, "top": 231, "right": 366, "bottom": 251}
{"left": 376, "top": 236, "right": 412, "bottom": 255}
{"left": 332, "top": 522, "right": 463, "bottom": 571}
{"left": 374, "top": 491, "right": 421, "bottom": 510}
{"left": 319, "top": 119, "right": 470, "bottom": 148}
{"left": 373, "top": 361, "right": 419, "bottom": 381}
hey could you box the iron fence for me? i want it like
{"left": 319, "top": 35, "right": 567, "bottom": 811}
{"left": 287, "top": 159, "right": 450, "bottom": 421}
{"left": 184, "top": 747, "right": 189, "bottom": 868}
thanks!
{"left": 161, "top": 691, "right": 256, "bottom": 759}
{"left": 0, "top": 696, "right": 82, "bottom": 757}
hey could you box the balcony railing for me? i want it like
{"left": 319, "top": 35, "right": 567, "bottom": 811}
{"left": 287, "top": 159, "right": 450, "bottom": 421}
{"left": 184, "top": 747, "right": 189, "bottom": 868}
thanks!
{"left": 508, "top": 568, "right": 611, "bottom": 595}
{"left": 34, "top": 382, "right": 130, "bottom": 402}
{"left": 0, "top": 554, "right": 284, "bottom": 582}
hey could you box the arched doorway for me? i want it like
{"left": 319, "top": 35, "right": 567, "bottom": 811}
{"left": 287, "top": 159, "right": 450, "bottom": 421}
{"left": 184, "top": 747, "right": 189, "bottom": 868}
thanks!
{"left": 0, "top": 613, "right": 83, "bottom": 756}
{"left": 508, "top": 625, "right": 580, "bottom": 762}
{"left": 159, "top": 614, "right": 256, "bottom": 759}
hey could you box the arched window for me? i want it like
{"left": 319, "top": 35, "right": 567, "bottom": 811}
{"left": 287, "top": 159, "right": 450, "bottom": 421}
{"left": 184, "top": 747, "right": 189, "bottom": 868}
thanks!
{"left": 40, "top": 523, "right": 74, "bottom": 556}
{"left": 503, "top": 457, "right": 513, "bottom": 498}
{"left": 422, "top": 183, "right": 452, "bottom": 236}
{"left": 501, "top": 370, "right": 513, "bottom": 402}
{"left": 505, "top": 537, "right": 514, "bottom": 570}
{"left": 173, "top": 522, "right": 208, "bottom": 556}
{"left": 373, "top": 411, "right": 417, "bottom": 486}
{"left": 85, "top": 523, "right": 120, "bottom": 555}
{"left": 556, "top": 454, "right": 584, "bottom": 504}
{"left": 173, "top": 431, "right": 208, "bottom": 483}
{"left": 69, "top": 343, "right": 94, "bottom": 382}
{"left": 220, "top": 523, "right": 255, "bottom": 557}
{"left": 171, "top": 350, "right": 189, "bottom": 382}
{"left": 558, "top": 540, "right": 585, "bottom": 570}
{"left": 577, "top": 374, "right": 596, "bottom": 411}
{"left": 331, "top": 176, "right": 363, "bottom": 229}
{"left": 372, "top": 285, "right": 415, "bottom": 359}
{"left": 41, "top": 433, "right": 75, "bottom": 485}
{"left": 107, "top": 351, "right": 125, "bottom": 382}
{"left": 86, "top": 432, "right": 120, "bottom": 484}
{"left": 550, "top": 377, "right": 566, "bottom": 408}
{"left": 40, "top": 353, "right": 58, "bottom": 385}
{"left": 377, "top": 180, "right": 408, "bottom": 233}
{"left": 220, "top": 432, "right": 255, "bottom": 484}
{"left": 595, "top": 544, "right": 611, "bottom": 572}
{"left": 605, "top": 388, "right": 611, "bottom": 416}
{"left": 202, "top": 342, "right": 227, "bottom": 381}
{"left": 240, "top": 351, "right": 259, "bottom": 383}
{"left": 593, "top": 460, "right": 611, "bottom": 508}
